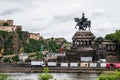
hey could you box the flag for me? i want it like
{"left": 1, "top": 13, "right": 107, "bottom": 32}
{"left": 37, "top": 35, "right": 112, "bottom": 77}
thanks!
{"left": 20, "top": 47, "right": 23, "bottom": 52}
{"left": 0, "top": 54, "right": 2, "bottom": 57}
{"left": 60, "top": 46, "right": 64, "bottom": 54}
{"left": 0, "top": 48, "right": 4, "bottom": 57}
{"left": 19, "top": 47, "right": 24, "bottom": 55}
{"left": 1, "top": 48, "right": 4, "bottom": 53}
{"left": 40, "top": 45, "right": 43, "bottom": 53}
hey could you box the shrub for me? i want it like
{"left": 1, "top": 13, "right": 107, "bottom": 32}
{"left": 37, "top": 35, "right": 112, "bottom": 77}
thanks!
{"left": 12, "top": 55, "right": 19, "bottom": 62}
{"left": 0, "top": 73, "right": 13, "bottom": 80}
{"left": 97, "top": 70, "right": 120, "bottom": 80}
{"left": 38, "top": 67, "right": 54, "bottom": 80}
{"left": 3, "top": 57, "right": 11, "bottom": 63}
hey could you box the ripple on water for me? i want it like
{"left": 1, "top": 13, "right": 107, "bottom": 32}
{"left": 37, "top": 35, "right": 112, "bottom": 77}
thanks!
{"left": 8, "top": 73, "right": 98, "bottom": 80}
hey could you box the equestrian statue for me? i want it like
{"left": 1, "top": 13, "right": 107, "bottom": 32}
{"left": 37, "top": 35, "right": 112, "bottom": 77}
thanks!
{"left": 74, "top": 13, "right": 91, "bottom": 30}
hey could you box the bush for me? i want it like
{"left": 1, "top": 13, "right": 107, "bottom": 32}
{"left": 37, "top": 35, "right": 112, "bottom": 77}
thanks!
{"left": 97, "top": 70, "right": 120, "bottom": 80}
{"left": 38, "top": 67, "right": 54, "bottom": 80}
{"left": 0, "top": 74, "right": 13, "bottom": 80}
{"left": 12, "top": 55, "right": 19, "bottom": 62}
{"left": 3, "top": 57, "right": 11, "bottom": 63}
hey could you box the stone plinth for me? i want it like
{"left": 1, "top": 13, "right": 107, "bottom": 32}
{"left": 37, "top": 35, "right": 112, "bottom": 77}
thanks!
{"left": 61, "top": 30, "right": 96, "bottom": 62}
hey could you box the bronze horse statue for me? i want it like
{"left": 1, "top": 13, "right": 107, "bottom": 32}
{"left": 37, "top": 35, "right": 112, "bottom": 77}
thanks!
{"left": 74, "top": 13, "right": 91, "bottom": 30}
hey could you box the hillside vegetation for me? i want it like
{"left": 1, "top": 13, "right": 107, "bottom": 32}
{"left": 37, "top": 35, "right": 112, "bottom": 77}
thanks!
{"left": 0, "top": 29, "right": 70, "bottom": 56}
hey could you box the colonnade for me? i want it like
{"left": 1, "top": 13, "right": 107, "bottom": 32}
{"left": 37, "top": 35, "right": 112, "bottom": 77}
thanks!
{"left": 73, "top": 40, "right": 92, "bottom": 46}
{"left": 106, "top": 44, "right": 116, "bottom": 51}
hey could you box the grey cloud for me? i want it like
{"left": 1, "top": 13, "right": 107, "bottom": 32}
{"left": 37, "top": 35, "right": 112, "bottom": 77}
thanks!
{"left": 0, "top": 9, "right": 23, "bottom": 16}
{"left": 0, "top": 0, "right": 32, "bottom": 2}
{"left": 0, "top": 0, "right": 47, "bottom": 3}
{"left": 32, "top": 18, "right": 47, "bottom": 22}
{"left": 37, "top": 27, "right": 48, "bottom": 31}
{"left": 54, "top": 15, "right": 73, "bottom": 22}
{"left": 90, "top": 9, "right": 107, "bottom": 19}
{"left": 24, "top": 26, "right": 47, "bottom": 33}
{"left": 90, "top": 9, "right": 114, "bottom": 20}
{"left": 53, "top": 10, "right": 83, "bottom": 23}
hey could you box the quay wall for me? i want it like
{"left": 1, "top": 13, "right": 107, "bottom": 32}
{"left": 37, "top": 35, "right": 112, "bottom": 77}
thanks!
{"left": 0, "top": 63, "right": 119, "bottom": 73}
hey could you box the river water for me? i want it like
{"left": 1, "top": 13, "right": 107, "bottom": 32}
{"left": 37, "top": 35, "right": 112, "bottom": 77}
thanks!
{"left": 8, "top": 73, "right": 99, "bottom": 80}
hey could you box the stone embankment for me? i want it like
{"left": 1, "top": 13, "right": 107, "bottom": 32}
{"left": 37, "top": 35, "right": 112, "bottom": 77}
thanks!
{"left": 0, "top": 63, "right": 119, "bottom": 73}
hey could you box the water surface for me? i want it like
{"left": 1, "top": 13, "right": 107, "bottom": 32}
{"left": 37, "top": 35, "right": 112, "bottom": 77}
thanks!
{"left": 9, "top": 73, "right": 98, "bottom": 80}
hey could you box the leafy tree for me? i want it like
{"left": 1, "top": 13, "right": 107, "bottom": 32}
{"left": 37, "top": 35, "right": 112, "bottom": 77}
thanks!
{"left": 96, "top": 37, "right": 104, "bottom": 43}
{"left": 115, "top": 30, "right": 120, "bottom": 43}
{"left": 16, "top": 28, "right": 23, "bottom": 40}
{"left": 0, "top": 73, "right": 13, "bottom": 80}
{"left": 105, "top": 30, "right": 120, "bottom": 43}
{"left": 23, "top": 39, "right": 44, "bottom": 53}
{"left": 12, "top": 55, "right": 19, "bottom": 62}
{"left": 3, "top": 57, "right": 11, "bottom": 63}
{"left": 23, "top": 38, "right": 61, "bottom": 53}
{"left": 104, "top": 30, "right": 120, "bottom": 57}
{"left": 97, "top": 70, "right": 120, "bottom": 80}
{"left": 0, "top": 30, "right": 70, "bottom": 55}
{"left": 36, "top": 51, "right": 43, "bottom": 60}
{"left": 105, "top": 33, "right": 116, "bottom": 41}
{"left": 0, "top": 31, "right": 14, "bottom": 55}
{"left": 38, "top": 67, "right": 54, "bottom": 80}
{"left": 47, "top": 37, "right": 61, "bottom": 53}
{"left": 23, "top": 42, "right": 33, "bottom": 53}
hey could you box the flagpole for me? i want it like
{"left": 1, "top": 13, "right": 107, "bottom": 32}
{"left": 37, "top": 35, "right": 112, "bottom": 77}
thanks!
{"left": 60, "top": 45, "right": 64, "bottom": 56}
{"left": 39, "top": 45, "right": 44, "bottom": 60}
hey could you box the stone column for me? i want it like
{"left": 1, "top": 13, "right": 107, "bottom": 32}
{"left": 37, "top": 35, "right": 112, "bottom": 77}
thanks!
{"left": 89, "top": 40, "right": 91, "bottom": 46}
{"left": 85, "top": 41, "right": 87, "bottom": 46}
{"left": 79, "top": 41, "right": 81, "bottom": 46}
{"left": 73, "top": 40, "right": 75, "bottom": 45}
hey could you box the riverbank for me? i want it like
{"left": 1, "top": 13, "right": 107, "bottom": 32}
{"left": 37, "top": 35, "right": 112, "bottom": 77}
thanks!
{"left": 0, "top": 67, "right": 118, "bottom": 73}
{"left": 0, "top": 63, "right": 119, "bottom": 73}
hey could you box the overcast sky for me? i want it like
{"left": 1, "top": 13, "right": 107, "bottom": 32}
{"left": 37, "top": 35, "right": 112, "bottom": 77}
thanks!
{"left": 0, "top": 0, "right": 120, "bottom": 42}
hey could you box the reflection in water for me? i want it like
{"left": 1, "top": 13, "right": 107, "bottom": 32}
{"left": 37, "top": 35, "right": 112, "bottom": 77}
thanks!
{"left": 52, "top": 73, "right": 98, "bottom": 80}
{"left": 9, "top": 73, "right": 98, "bottom": 80}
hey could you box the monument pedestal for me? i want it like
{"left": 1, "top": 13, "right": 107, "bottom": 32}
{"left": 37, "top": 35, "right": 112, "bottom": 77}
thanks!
{"left": 65, "top": 30, "right": 96, "bottom": 62}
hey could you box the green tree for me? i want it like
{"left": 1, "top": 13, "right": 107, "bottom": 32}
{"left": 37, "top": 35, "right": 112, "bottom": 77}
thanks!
{"left": 36, "top": 51, "right": 43, "bottom": 60}
{"left": 3, "top": 57, "right": 11, "bottom": 63}
{"left": 105, "top": 30, "right": 120, "bottom": 52}
{"left": 38, "top": 67, "right": 54, "bottom": 80}
{"left": 97, "top": 70, "right": 120, "bottom": 80}
{"left": 115, "top": 30, "right": 120, "bottom": 43}
{"left": 48, "top": 37, "right": 60, "bottom": 53}
{"left": 12, "top": 55, "right": 19, "bottom": 62}
{"left": 16, "top": 28, "right": 23, "bottom": 40}
{"left": 0, "top": 74, "right": 13, "bottom": 80}
{"left": 0, "top": 31, "right": 15, "bottom": 55}
{"left": 105, "top": 30, "right": 120, "bottom": 43}
{"left": 23, "top": 39, "right": 45, "bottom": 53}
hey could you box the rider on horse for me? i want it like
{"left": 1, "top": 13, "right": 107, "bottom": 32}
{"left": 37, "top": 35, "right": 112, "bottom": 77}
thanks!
{"left": 74, "top": 13, "right": 91, "bottom": 30}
